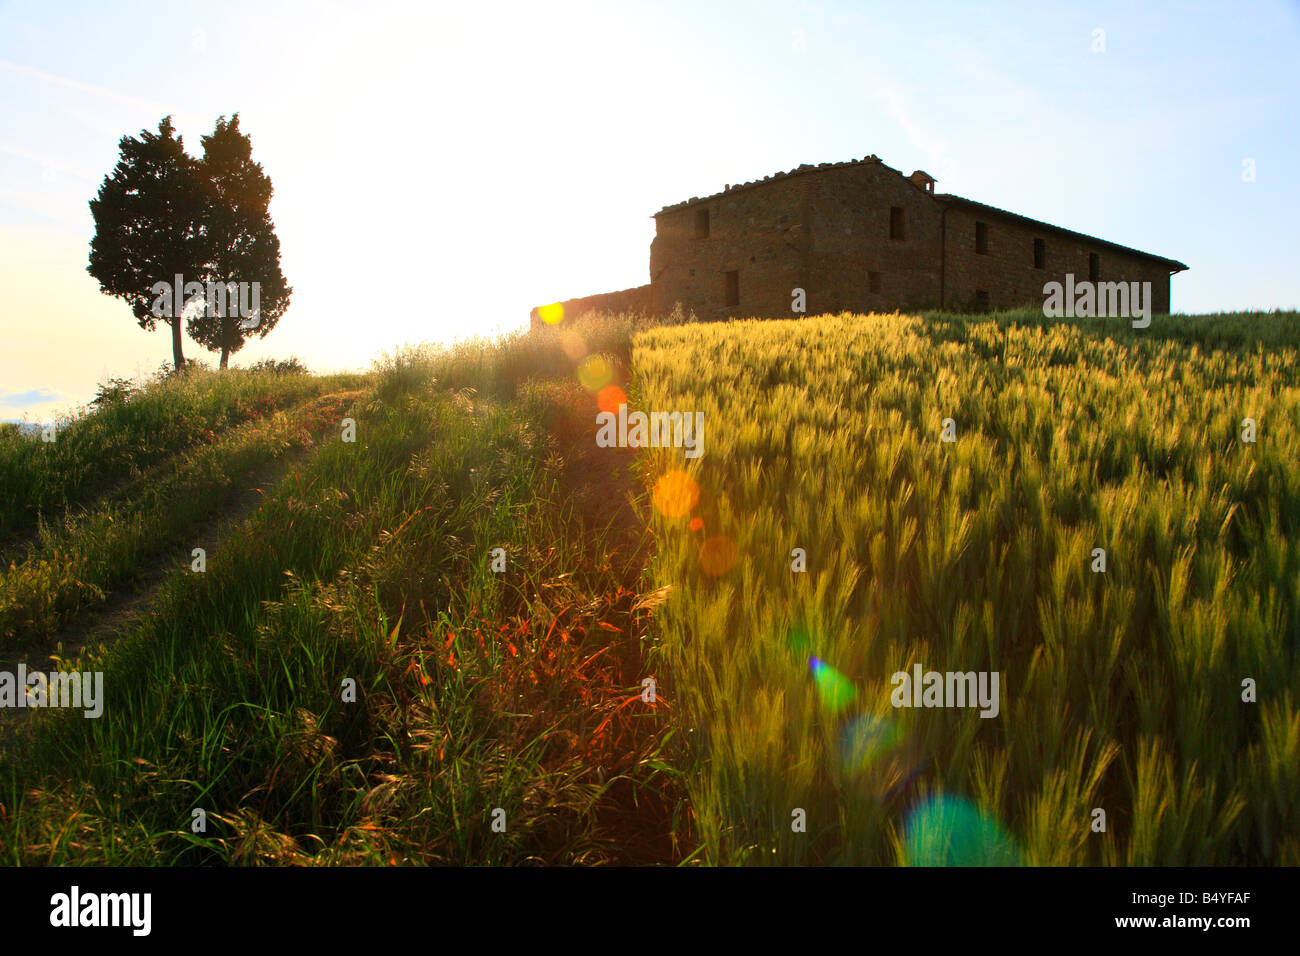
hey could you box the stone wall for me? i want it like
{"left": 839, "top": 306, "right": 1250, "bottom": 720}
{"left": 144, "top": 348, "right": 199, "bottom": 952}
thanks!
{"left": 649, "top": 157, "right": 946, "bottom": 319}
{"left": 804, "top": 161, "right": 944, "bottom": 314}
{"left": 939, "top": 202, "right": 1174, "bottom": 314}
{"left": 528, "top": 284, "right": 656, "bottom": 333}
{"left": 650, "top": 172, "right": 812, "bottom": 321}
{"left": 529, "top": 156, "right": 1181, "bottom": 328}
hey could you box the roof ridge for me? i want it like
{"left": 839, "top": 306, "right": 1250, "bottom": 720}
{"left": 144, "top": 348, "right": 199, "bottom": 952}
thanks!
{"left": 934, "top": 193, "right": 1187, "bottom": 270}
{"left": 654, "top": 154, "right": 908, "bottom": 215}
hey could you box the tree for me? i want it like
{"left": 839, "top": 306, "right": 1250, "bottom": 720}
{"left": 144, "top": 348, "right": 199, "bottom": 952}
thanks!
{"left": 186, "top": 114, "right": 291, "bottom": 369}
{"left": 88, "top": 117, "right": 205, "bottom": 372}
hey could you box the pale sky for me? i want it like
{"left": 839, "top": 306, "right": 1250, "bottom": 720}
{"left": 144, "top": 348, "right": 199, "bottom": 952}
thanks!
{"left": 2, "top": 0, "right": 1298, "bottom": 422}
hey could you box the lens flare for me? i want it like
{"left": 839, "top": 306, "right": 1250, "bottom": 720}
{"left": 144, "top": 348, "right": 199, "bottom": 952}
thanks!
{"left": 653, "top": 470, "right": 700, "bottom": 519}
{"left": 578, "top": 355, "right": 613, "bottom": 392}
{"left": 785, "top": 627, "right": 813, "bottom": 659}
{"left": 809, "top": 657, "right": 855, "bottom": 715}
{"left": 836, "top": 708, "right": 925, "bottom": 799}
{"left": 597, "top": 384, "right": 627, "bottom": 415}
{"left": 537, "top": 302, "right": 564, "bottom": 325}
{"left": 839, "top": 713, "right": 901, "bottom": 773}
{"left": 688, "top": 516, "right": 704, "bottom": 532}
{"left": 698, "top": 535, "right": 739, "bottom": 576}
{"left": 560, "top": 328, "right": 586, "bottom": 360}
{"left": 902, "top": 794, "right": 1021, "bottom": 866}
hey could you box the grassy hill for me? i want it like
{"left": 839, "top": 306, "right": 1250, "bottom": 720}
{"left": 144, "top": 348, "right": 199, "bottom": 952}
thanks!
{"left": 1, "top": 308, "right": 1296, "bottom": 865}
{"left": 0, "top": 328, "right": 683, "bottom": 864}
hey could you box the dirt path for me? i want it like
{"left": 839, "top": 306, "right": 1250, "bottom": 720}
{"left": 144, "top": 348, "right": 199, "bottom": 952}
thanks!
{"left": 0, "top": 447, "right": 315, "bottom": 749}
{"left": 0, "top": 388, "right": 338, "bottom": 561}
{"left": 52, "top": 444, "right": 315, "bottom": 666}
{"left": 0, "top": 391, "right": 365, "bottom": 745}
{"left": 539, "top": 384, "right": 690, "bottom": 864}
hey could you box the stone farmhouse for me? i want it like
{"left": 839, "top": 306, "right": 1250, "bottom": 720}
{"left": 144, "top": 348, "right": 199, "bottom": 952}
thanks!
{"left": 530, "top": 155, "right": 1186, "bottom": 329}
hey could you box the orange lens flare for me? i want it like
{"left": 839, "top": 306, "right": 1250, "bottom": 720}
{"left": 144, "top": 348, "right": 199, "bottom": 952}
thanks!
{"left": 597, "top": 384, "right": 627, "bottom": 415}
{"left": 698, "top": 535, "right": 739, "bottom": 576}
{"left": 653, "top": 470, "right": 700, "bottom": 519}
{"left": 560, "top": 328, "right": 587, "bottom": 360}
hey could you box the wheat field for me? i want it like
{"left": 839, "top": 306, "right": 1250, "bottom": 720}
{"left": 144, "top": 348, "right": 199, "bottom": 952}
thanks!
{"left": 634, "top": 309, "right": 1300, "bottom": 865}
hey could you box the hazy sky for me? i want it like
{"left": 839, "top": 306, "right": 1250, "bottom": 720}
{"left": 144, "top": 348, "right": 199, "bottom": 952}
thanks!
{"left": 2, "top": 0, "right": 1298, "bottom": 421}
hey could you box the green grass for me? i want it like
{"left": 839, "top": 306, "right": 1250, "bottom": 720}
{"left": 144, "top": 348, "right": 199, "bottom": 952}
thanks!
{"left": 0, "top": 326, "right": 681, "bottom": 864}
{"left": 3, "top": 307, "right": 1296, "bottom": 866}
{"left": 0, "top": 390, "right": 360, "bottom": 653}
{"left": 0, "top": 365, "right": 363, "bottom": 549}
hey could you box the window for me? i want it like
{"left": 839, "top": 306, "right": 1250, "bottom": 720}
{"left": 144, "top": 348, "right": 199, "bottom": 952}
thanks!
{"left": 1089, "top": 253, "right": 1100, "bottom": 281}
{"left": 869, "top": 271, "right": 882, "bottom": 294}
{"left": 974, "top": 290, "right": 990, "bottom": 312}
{"left": 1033, "top": 237, "right": 1046, "bottom": 269}
{"left": 724, "top": 270, "right": 739, "bottom": 307}
{"left": 695, "top": 208, "right": 710, "bottom": 239}
{"left": 890, "top": 206, "right": 905, "bottom": 240}
{"left": 975, "top": 221, "right": 988, "bottom": 255}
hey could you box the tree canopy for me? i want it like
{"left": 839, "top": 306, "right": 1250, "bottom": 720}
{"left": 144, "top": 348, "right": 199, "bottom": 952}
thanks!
{"left": 187, "top": 114, "right": 291, "bottom": 368}
{"left": 87, "top": 114, "right": 291, "bottom": 371}
{"left": 88, "top": 117, "right": 204, "bottom": 371}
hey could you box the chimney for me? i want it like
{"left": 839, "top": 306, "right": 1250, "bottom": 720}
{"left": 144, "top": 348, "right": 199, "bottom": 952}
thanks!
{"left": 908, "top": 170, "right": 936, "bottom": 194}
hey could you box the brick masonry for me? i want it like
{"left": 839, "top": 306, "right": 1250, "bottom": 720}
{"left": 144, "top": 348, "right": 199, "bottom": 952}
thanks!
{"left": 529, "top": 284, "right": 656, "bottom": 333}
{"left": 531, "top": 155, "right": 1186, "bottom": 327}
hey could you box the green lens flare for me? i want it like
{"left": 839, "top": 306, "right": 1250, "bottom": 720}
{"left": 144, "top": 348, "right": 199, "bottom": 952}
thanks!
{"left": 903, "top": 795, "right": 1021, "bottom": 866}
{"left": 809, "top": 657, "right": 855, "bottom": 715}
{"left": 839, "top": 714, "right": 901, "bottom": 773}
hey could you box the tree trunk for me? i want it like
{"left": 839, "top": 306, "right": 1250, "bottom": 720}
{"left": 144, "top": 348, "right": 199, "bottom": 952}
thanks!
{"left": 171, "top": 317, "right": 185, "bottom": 371}
{"left": 220, "top": 320, "right": 235, "bottom": 369}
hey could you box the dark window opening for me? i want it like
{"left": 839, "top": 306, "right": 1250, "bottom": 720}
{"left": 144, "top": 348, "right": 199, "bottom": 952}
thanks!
{"left": 974, "top": 289, "right": 990, "bottom": 312}
{"left": 724, "top": 270, "right": 739, "bottom": 307}
{"left": 695, "top": 208, "right": 710, "bottom": 239}
{"left": 890, "top": 206, "right": 905, "bottom": 240}
{"left": 869, "top": 271, "right": 882, "bottom": 294}
{"left": 1089, "top": 253, "right": 1100, "bottom": 281}
{"left": 1033, "top": 237, "right": 1046, "bottom": 269}
{"left": 975, "top": 221, "right": 988, "bottom": 255}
